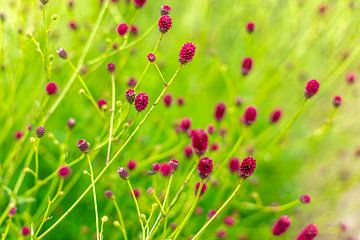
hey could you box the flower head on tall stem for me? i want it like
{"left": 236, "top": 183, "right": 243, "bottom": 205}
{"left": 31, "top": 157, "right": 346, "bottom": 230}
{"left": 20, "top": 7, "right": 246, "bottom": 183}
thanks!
{"left": 134, "top": 0, "right": 146, "bottom": 8}
{"left": 246, "top": 21, "right": 255, "bottom": 33}
{"left": 223, "top": 216, "right": 235, "bottom": 226}
{"left": 241, "top": 57, "right": 253, "bottom": 75}
{"left": 195, "top": 182, "right": 207, "bottom": 196}
{"left": 128, "top": 160, "right": 137, "bottom": 170}
{"left": 125, "top": 89, "right": 136, "bottom": 104}
{"left": 179, "top": 42, "right": 196, "bottom": 65}
{"left": 14, "top": 130, "right": 24, "bottom": 140}
{"left": 242, "top": 106, "right": 257, "bottom": 126}
{"left": 180, "top": 117, "right": 191, "bottom": 132}
{"left": 67, "top": 118, "right": 76, "bottom": 129}
{"left": 169, "top": 159, "right": 179, "bottom": 172}
{"left": 117, "top": 23, "right": 128, "bottom": 36}
{"left": 46, "top": 82, "right": 58, "bottom": 95}
{"left": 36, "top": 126, "right": 46, "bottom": 138}
{"left": 332, "top": 95, "right": 342, "bottom": 107}
{"left": 272, "top": 215, "right": 291, "bottom": 236}
{"left": 130, "top": 25, "right": 138, "bottom": 35}
{"left": 229, "top": 157, "right": 240, "bottom": 173}
{"left": 163, "top": 94, "right": 173, "bottom": 107}
{"left": 97, "top": 99, "right": 107, "bottom": 110}
{"left": 161, "top": 4, "right": 171, "bottom": 15}
{"left": 239, "top": 156, "right": 256, "bottom": 179}
{"left": 147, "top": 52, "right": 156, "bottom": 62}
{"left": 107, "top": 62, "right": 116, "bottom": 73}
{"left": 346, "top": 72, "right": 356, "bottom": 84}
{"left": 8, "top": 207, "right": 17, "bottom": 217}
{"left": 160, "top": 163, "right": 172, "bottom": 176}
{"left": 58, "top": 166, "right": 71, "bottom": 178}
{"left": 77, "top": 139, "right": 90, "bottom": 153}
{"left": 134, "top": 92, "right": 149, "bottom": 112}
{"left": 304, "top": 79, "right": 320, "bottom": 98}
{"left": 192, "top": 129, "right": 208, "bottom": 155}
{"left": 184, "top": 145, "right": 193, "bottom": 158}
{"left": 197, "top": 157, "right": 213, "bottom": 178}
{"left": 270, "top": 108, "right": 282, "bottom": 124}
{"left": 214, "top": 102, "right": 226, "bottom": 121}
{"left": 300, "top": 194, "right": 311, "bottom": 204}
{"left": 296, "top": 224, "right": 318, "bottom": 240}
{"left": 158, "top": 15, "right": 172, "bottom": 33}
{"left": 117, "top": 167, "right": 129, "bottom": 179}
{"left": 127, "top": 77, "right": 137, "bottom": 88}
{"left": 56, "top": 48, "right": 68, "bottom": 59}
{"left": 21, "top": 226, "right": 30, "bottom": 236}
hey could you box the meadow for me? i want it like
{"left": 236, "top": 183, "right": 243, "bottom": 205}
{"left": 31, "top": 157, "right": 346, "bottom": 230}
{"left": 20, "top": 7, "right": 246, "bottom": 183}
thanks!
{"left": 0, "top": 0, "right": 360, "bottom": 239}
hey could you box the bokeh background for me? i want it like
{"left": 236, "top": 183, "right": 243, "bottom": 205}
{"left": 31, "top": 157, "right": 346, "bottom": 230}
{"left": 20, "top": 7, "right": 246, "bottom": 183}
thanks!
{"left": 0, "top": 0, "right": 360, "bottom": 239}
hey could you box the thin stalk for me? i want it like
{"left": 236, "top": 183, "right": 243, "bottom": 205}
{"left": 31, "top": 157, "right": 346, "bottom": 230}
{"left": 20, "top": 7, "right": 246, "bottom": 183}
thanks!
{"left": 126, "top": 179, "right": 145, "bottom": 239}
{"left": 87, "top": 155, "right": 100, "bottom": 240}
{"left": 112, "top": 198, "right": 128, "bottom": 240}
{"left": 154, "top": 63, "right": 168, "bottom": 86}
{"left": 106, "top": 73, "right": 116, "bottom": 165}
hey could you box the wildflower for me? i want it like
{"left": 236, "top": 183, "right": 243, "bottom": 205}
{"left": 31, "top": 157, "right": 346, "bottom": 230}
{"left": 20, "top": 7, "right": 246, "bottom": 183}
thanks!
{"left": 67, "top": 118, "right": 76, "bottom": 129}
{"left": 46, "top": 82, "right": 58, "bottom": 95}
{"left": 184, "top": 146, "right": 193, "bottom": 158}
{"left": 128, "top": 160, "right": 137, "bottom": 170}
{"left": 346, "top": 72, "right": 356, "bottom": 84}
{"left": 179, "top": 42, "right": 196, "bottom": 65}
{"left": 272, "top": 215, "right": 291, "bottom": 236}
{"left": 58, "top": 166, "right": 71, "bottom": 178}
{"left": 217, "top": 230, "right": 227, "bottom": 238}
{"left": 21, "top": 226, "right": 30, "bottom": 236}
{"left": 134, "top": 92, "right": 149, "bottom": 112}
{"left": 117, "top": 23, "right": 128, "bottom": 36}
{"left": 36, "top": 126, "right": 45, "bottom": 138}
{"left": 296, "top": 224, "right": 318, "bottom": 240}
{"left": 158, "top": 15, "right": 172, "bottom": 33}
{"left": 134, "top": 0, "right": 146, "bottom": 8}
{"left": 270, "top": 108, "right": 282, "bottom": 124}
{"left": 241, "top": 57, "right": 253, "bottom": 75}
{"left": 104, "top": 190, "right": 113, "bottom": 199}
{"left": 332, "top": 95, "right": 342, "bottom": 107}
{"left": 242, "top": 106, "right": 257, "bottom": 126}
{"left": 192, "top": 129, "right": 208, "bottom": 155}
{"left": 246, "top": 21, "right": 255, "bottom": 33}
{"left": 210, "top": 143, "right": 219, "bottom": 151}
{"left": 304, "top": 79, "right": 320, "bottom": 98}
{"left": 300, "top": 194, "right": 311, "bottom": 204}
{"left": 169, "top": 159, "right": 179, "bottom": 172}
{"left": 125, "top": 89, "right": 136, "bottom": 104}
{"left": 177, "top": 97, "right": 184, "bottom": 106}
{"left": 224, "top": 216, "right": 235, "bottom": 226}
{"left": 117, "top": 167, "right": 129, "bottom": 179}
{"left": 130, "top": 25, "right": 138, "bottom": 35}
{"left": 77, "top": 139, "right": 90, "bottom": 153}
{"left": 132, "top": 188, "right": 140, "bottom": 198}
{"left": 163, "top": 94, "right": 172, "bottom": 107}
{"left": 180, "top": 118, "right": 191, "bottom": 132}
{"left": 194, "top": 182, "right": 207, "bottom": 196}
{"left": 229, "top": 157, "right": 240, "bottom": 173}
{"left": 208, "top": 209, "right": 217, "bottom": 219}
{"left": 152, "top": 163, "right": 161, "bottom": 171}
{"left": 147, "top": 53, "right": 156, "bottom": 62}
{"left": 197, "top": 157, "right": 213, "bottom": 178}
{"left": 107, "top": 62, "right": 116, "bottom": 73}
{"left": 239, "top": 156, "right": 256, "bottom": 179}
{"left": 160, "top": 163, "right": 172, "bottom": 176}
{"left": 207, "top": 124, "right": 215, "bottom": 134}
{"left": 161, "top": 4, "right": 171, "bottom": 15}
{"left": 214, "top": 102, "right": 226, "bottom": 121}
{"left": 127, "top": 77, "right": 137, "bottom": 87}
{"left": 98, "top": 99, "right": 108, "bottom": 110}
{"left": 56, "top": 48, "right": 67, "bottom": 59}
{"left": 8, "top": 207, "right": 17, "bottom": 217}
{"left": 15, "top": 131, "right": 24, "bottom": 140}
{"left": 68, "top": 20, "right": 77, "bottom": 30}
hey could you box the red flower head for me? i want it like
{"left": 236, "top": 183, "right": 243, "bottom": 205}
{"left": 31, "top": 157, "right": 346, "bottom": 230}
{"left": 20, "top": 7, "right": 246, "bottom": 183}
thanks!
{"left": 296, "top": 224, "right": 318, "bottom": 240}
{"left": 272, "top": 215, "right": 291, "bottom": 236}
{"left": 163, "top": 94, "right": 173, "bottom": 107}
{"left": 98, "top": 99, "right": 107, "bottom": 109}
{"left": 128, "top": 160, "right": 137, "bottom": 170}
{"left": 169, "top": 159, "right": 179, "bottom": 172}
{"left": 77, "top": 139, "right": 90, "bottom": 153}
{"left": 132, "top": 188, "right": 141, "bottom": 198}
{"left": 134, "top": 92, "right": 149, "bottom": 112}
{"left": 21, "top": 226, "right": 31, "bottom": 236}
{"left": 217, "top": 230, "right": 227, "bottom": 238}
{"left": 241, "top": 57, "right": 253, "bottom": 75}
{"left": 179, "top": 42, "right": 196, "bottom": 65}
{"left": 346, "top": 72, "right": 356, "bottom": 84}
{"left": 158, "top": 15, "right": 172, "bottom": 33}
{"left": 194, "top": 182, "right": 207, "bottom": 196}
{"left": 147, "top": 52, "right": 156, "bottom": 62}
{"left": 104, "top": 190, "right": 113, "bottom": 199}
{"left": 58, "top": 165, "right": 71, "bottom": 178}
{"left": 161, "top": 4, "right": 172, "bottom": 15}
{"left": 197, "top": 157, "right": 213, "bottom": 178}
{"left": 134, "top": 0, "right": 146, "bottom": 8}
{"left": 207, "top": 124, "right": 215, "bottom": 134}
{"left": 68, "top": 20, "right": 77, "bottom": 30}
{"left": 36, "top": 126, "right": 45, "bottom": 138}
{"left": 214, "top": 102, "right": 226, "bottom": 122}
{"left": 242, "top": 106, "right": 257, "bottom": 126}
{"left": 332, "top": 95, "right": 342, "bottom": 107}
{"left": 125, "top": 89, "right": 136, "bottom": 104}
{"left": 224, "top": 216, "right": 235, "bottom": 226}
{"left": 107, "top": 62, "right": 116, "bottom": 73}
{"left": 270, "top": 108, "right": 282, "bottom": 124}
{"left": 8, "top": 207, "right": 17, "bottom": 217}
{"left": 127, "top": 77, "right": 137, "bottom": 87}
{"left": 152, "top": 163, "right": 161, "bottom": 172}
{"left": 229, "top": 157, "right": 240, "bottom": 173}
{"left": 184, "top": 145, "right": 193, "bottom": 158}
{"left": 180, "top": 117, "right": 191, "bottom": 132}
{"left": 57, "top": 48, "right": 68, "bottom": 59}
{"left": 304, "top": 79, "right": 320, "bottom": 98}
{"left": 14, "top": 130, "right": 24, "bottom": 140}
{"left": 210, "top": 143, "right": 219, "bottom": 151}
{"left": 130, "top": 25, "right": 138, "bottom": 35}
{"left": 46, "top": 82, "right": 58, "bottom": 95}
{"left": 246, "top": 22, "right": 255, "bottom": 33}
{"left": 117, "top": 23, "right": 128, "bottom": 36}
{"left": 67, "top": 118, "right": 76, "bottom": 129}
{"left": 160, "top": 163, "right": 172, "bottom": 176}
{"left": 177, "top": 97, "right": 184, "bottom": 106}
{"left": 191, "top": 129, "right": 208, "bottom": 155}
{"left": 117, "top": 167, "right": 129, "bottom": 179}
{"left": 300, "top": 194, "right": 311, "bottom": 204}
{"left": 239, "top": 156, "right": 256, "bottom": 179}
{"left": 208, "top": 209, "right": 217, "bottom": 219}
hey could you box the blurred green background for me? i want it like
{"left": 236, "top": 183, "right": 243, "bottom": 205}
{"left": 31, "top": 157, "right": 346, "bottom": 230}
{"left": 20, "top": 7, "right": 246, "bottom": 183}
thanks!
{"left": 1, "top": 0, "right": 360, "bottom": 239}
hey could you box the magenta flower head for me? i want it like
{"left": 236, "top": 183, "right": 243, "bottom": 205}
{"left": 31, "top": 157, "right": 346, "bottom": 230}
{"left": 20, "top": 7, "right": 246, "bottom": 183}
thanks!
{"left": 300, "top": 194, "right": 311, "bottom": 204}
{"left": 207, "top": 124, "right": 215, "bottom": 134}
{"left": 161, "top": 4, "right": 171, "bottom": 15}
{"left": 14, "top": 130, "right": 24, "bottom": 140}
{"left": 117, "top": 23, "right": 128, "bottom": 36}
{"left": 239, "top": 156, "right": 256, "bottom": 179}
{"left": 58, "top": 165, "right": 71, "bottom": 178}
{"left": 134, "top": 0, "right": 146, "bottom": 8}
{"left": 104, "top": 189, "right": 114, "bottom": 199}
{"left": 229, "top": 157, "right": 240, "bottom": 173}
{"left": 246, "top": 21, "right": 255, "bottom": 33}
{"left": 195, "top": 182, "right": 207, "bottom": 196}
{"left": 107, "top": 62, "right": 116, "bottom": 73}
{"left": 208, "top": 209, "right": 217, "bottom": 219}
{"left": 346, "top": 72, "right": 356, "bottom": 84}
{"left": 296, "top": 224, "right": 318, "bottom": 240}
{"left": 132, "top": 188, "right": 141, "bottom": 198}
{"left": 242, "top": 106, "right": 257, "bottom": 126}
{"left": 214, "top": 102, "right": 226, "bottom": 122}
{"left": 147, "top": 52, "right": 156, "bottom": 62}
{"left": 197, "top": 157, "right": 214, "bottom": 178}
{"left": 180, "top": 117, "right": 191, "bottom": 132}
{"left": 127, "top": 77, "right": 137, "bottom": 87}
{"left": 68, "top": 20, "right": 77, "bottom": 30}
{"left": 177, "top": 97, "right": 184, "bottom": 106}
{"left": 77, "top": 139, "right": 90, "bottom": 153}
{"left": 56, "top": 48, "right": 68, "bottom": 59}
{"left": 46, "top": 82, "right": 58, "bottom": 95}
{"left": 117, "top": 167, "right": 129, "bottom": 179}
{"left": 217, "top": 230, "right": 227, "bottom": 238}
{"left": 224, "top": 216, "right": 235, "bottom": 226}
{"left": 332, "top": 95, "right": 342, "bottom": 107}
{"left": 134, "top": 92, "right": 149, "bottom": 112}
{"left": 98, "top": 99, "right": 107, "bottom": 109}
{"left": 128, "top": 160, "right": 137, "bottom": 170}
{"left": 304, "top": 79, "right": 320, "bottom": 98}
{"left": 272, "top": 215, "right": 291, "bottom": 236}
{"left": 67, "top": 118, "right": 76, "bottom": 129}
{"left": 130, "top": 25, "right": 138, "bottom": 35}
{"left": 270, "top": 108, "right": 282, "bottom": 124}
{"left": 36, "top": 126, "right": 45, "bottom": 138}
{"left": 125, "top": 89, "right": 136, "bottom": 104}
{"left": 169, "top": 159, "right": 179, "bottom": 172}
{"left": 179, "top": 42, "right": 196, "bottom": 65}
{"left": 21, "top": 226, "right": 31, "bottom": 236}
{"left": 241, "top": 57, "right": 253, "bottom": 75}
{"left": 152, "top": 163, "right": 161, "bottom": 172}
{"left": 210, "top": 143, "right": 219, "bottom": 151}
{"left": 160, "top": 163, "right": 172, "bottom": 176}
{"left": 8, "top": 207, "right": 17, "bottom": 217}
{"left": 158, "top": 15, "right": 172, "bottom": 33}
{"left": 163, "top": 94, "right": 173, "bottom": 107}
{"left": 184, "top": 145, "right": 193, "bottom": 158}
{"left": 191, "top": 129, "right": 208, "bottom": 155}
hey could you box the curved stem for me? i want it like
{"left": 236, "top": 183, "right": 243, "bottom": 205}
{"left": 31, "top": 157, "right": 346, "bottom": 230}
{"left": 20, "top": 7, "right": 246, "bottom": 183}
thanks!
{"left": 87, "top": 155, "right": 100, "bottom": 240}
{"left": 126, "top": 179, "right": 145, "bottom": 239}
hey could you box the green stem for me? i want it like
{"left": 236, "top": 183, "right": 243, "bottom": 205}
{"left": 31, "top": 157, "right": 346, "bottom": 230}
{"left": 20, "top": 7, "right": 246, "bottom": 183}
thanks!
{"left": 87, "top": 155, "right": 100, "bottom": 240}
{"left": 126, "top": 179, "right": 145, "bottom": 239}
{"left": 112, "top": 198, "right": 128, "bottom": 240}
{"left": 106, "top": 73, "right": 116, "bottom": 165}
